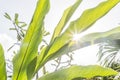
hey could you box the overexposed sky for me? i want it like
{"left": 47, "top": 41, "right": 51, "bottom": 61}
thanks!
{"left": 0, "top": 0, "right": 120, "bottom": 66}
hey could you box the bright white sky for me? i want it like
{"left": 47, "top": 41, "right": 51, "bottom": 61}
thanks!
{"left": 0, "top": 0, "right": 120, "bottom": 69}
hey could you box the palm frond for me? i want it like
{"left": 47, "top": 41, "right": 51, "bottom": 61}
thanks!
{"left": 98, "top": 39, "right": 120, "bottom": 67}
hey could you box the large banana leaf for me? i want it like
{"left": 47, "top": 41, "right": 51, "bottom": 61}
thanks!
{"left": 50, "top": 0, "right": 82, "bottom": 42}
{"left": 0, "top": 44, "right": 7, "bottom": 80}
{"left": 12, "top": 0, "right": 50, "bottom": 80}
{"left": 38, "top": 65, "right": 118, "bottom": 80}
{"left": 36, "top": 0, "right": 120, "bottom": 72}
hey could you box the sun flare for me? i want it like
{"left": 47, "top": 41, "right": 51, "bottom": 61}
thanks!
{"left": 72, "top": 34, "right": 80, "bottom": 41}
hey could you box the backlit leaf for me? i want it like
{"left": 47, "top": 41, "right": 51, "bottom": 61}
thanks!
{"left": 52, "top": 0, "right": 120, "bottom": 56}
{"left": 47, "top": 0, "right": 120, "bottom": 59}
{"left": 69, "top": 26, "right": 120, "bottom": 51}
{"left": 36, "top": 0, "right": 120, "bottom": 71}
{"left": 50, "top": 0, "right": 82, "bottom": 42}
{"left": 12, "top": 0, "right": 50, "bottom": 80}
{"left": 38, "top": 65, "right": 118, "bottom": 80}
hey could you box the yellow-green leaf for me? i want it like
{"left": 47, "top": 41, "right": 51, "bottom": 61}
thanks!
{"left": 52, "top": 0, "right": 120, "bottom": 55}
{"left": 12, "top": 0, "right": 50, "bottom": 80}
{"left": 38, "top": 0, "right": 120, "bottom": 69}
{"left": 50, "top": 0, "right": 82, "bottom": 42}
{"left": 43, "top": 26, "right": 120, "bottom": 62}
{"left": 38, "top": 65, "right": 118, "bottom": 80}
{"left": 0, "top": 44, "right": 7, "bottom": 80}
{"left": 65, "top": 0, "right": 120, "bottom": 34}
{"left": 69, "top": 26, "right": 120, "bottom": 51}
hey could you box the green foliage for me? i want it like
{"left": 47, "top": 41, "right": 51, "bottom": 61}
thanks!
{"left": 4, "top": 13, "right": 11, "bottom": 20}
{"left": 4, "top": 13, "right": 27, "bottom": 41}
{"left": 1, "top": 0, "right": 120, "bottom": 80}
{"left": 12, "top": 0, "right": 50, "bottom": 80}
{"left": 35, "top": 0, "right": 120, "bottom": 72}
{"left": 27, "top": 57, "right": 37, "bottom": 80}
{"left": 98, "top": 39, "right": 120, "bottom": 67}
{"left": 38, "top": 65, "right": 118, "bottom": 80}
{"left": 69, "top": 26, "right": 120, "bottom": 51}
{"left": 14, "top": 13, "right": 19, "bottom": 24}
{"left": 35, "top": 0, "right": 83, "bottom": 72}
{"left": 97, "top": 39, "right": 120, "bottom": 80}
{"left": 51, "top": 0, "right": 82, "bottom": 42}
{"left": 0, "top": 44, "right": 7, "bottom": 80}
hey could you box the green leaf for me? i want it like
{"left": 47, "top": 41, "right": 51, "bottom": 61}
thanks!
{"left": 45, "top": 26, "right": 120, "bottom": 63}
{"left": 14, "top": 13, "right": 19, "bottom": 25}
{"left": 27, "top": 57, "right": 37, "bottom": 80}
{"left": 36, "top": 0, "right": 120, "bottom": 70}
{"left": 18, "top": 22, "right": 27, "bottom": 27}
{"left": 20, "top": 23, "right": 27, "bottom": 28}
{"left": 48, "top": 0, "right": 120, "bottom": 58}
{"left": 38, "top": 65, "right": 118, "bottom": 80}
{"left": 9, "top": 28, "right": 16, "bottom": 30}
{"left": 69, "top": 26, "right": 120, "bottom": 51}
{"left": 42, "top": 26, "right": 120, "bottom": 71}
{"left": 4, "top": 13, "right": 11, "bottom": 20}
{"left": 50, "top": 0, "right": 82, "bottom": 42}
{"left": 12, "top": 0, "right": 50, "bottom": 80}
{"left": 14, "top": 13, "right": 18, "bottom": 22}
{"left": 64, "top": 0, "right": 120, "bottom": 34}
{"left": 43, "top": 32, "right": 50, "bottom": 36}
{"left": 0, "top": 44, "right": 7, "bottom": 80}
{"left": 52, "top": 0, "right": 120, "bottom": 54}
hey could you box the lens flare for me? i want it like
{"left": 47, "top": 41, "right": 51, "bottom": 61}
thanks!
{"left": 72, "top": 34, "right": 80, "bottom": 41}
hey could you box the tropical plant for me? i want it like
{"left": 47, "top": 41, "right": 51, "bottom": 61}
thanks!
{"left": 98, "top": 39, "right": 120, "bottom": 67}
{"left": 97, "top": 39, "right": 120, "bottom": 79}
{"left": 1, "top": 0, "right": 120, "bottom": 80}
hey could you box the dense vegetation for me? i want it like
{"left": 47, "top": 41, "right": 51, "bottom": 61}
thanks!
{"left": 0, "top": 0, "right": 120, "bottom": 80}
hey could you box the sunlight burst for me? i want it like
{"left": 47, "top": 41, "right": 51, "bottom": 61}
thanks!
{"left": 72, "top": 34, "right": 80, "bottom": 41}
